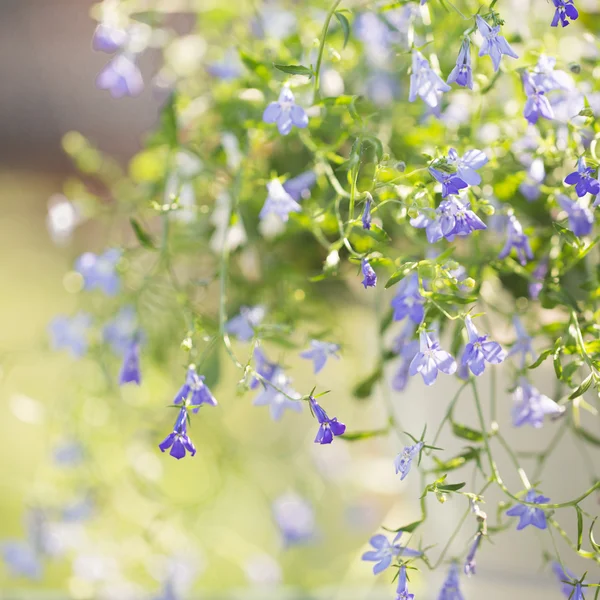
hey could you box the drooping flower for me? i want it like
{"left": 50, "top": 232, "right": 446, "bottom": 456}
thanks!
{"left": 225, "top": 306, "right": 265, "bottom": 342}
{"left": 260, "top": 180, "right": 302, "bottom": 222}
{"left": 498, "top": 214, "right": 534, "bottom": 265}
{"left": 529, "top": 259, "right": 548, "bottom": 300}
{"left": 409, "top": 51, "right": 451, "bottom": 108}
{"left": 429, "top": 167, "right": 468, "bottom": 198}
{"left": 506, "top": 490, "right": 550, "bottom": 530}
{"left": 96, "top": 54, "right": 144, "bottom": 98}
{"left": 557, "top": 195, "right": 594, "bottom": 236}
{"left": 103, "top": 306, "right": 138, "bottom": 354}
{"left": 463, "top": 533, "right": 481, "bottom": 576}
{"left": 283, "top": 171, "right": 317, "bottom": 202}
{"left": 409, "top": 331, "right": 457, "bottom": 386}
{"left": 395, "top": 565, "right": 415, "bottom": 600}
{"left": 564, "top": 158, "right": 600, "bottom": 198}
{"left": 362, "top": 533, "right": 421, "bottom": 575}
{"left": 173, "top": 366, "right": 217, "bottom": 413}
{"left": 262, "top": 86, "right": 309, "bottom": 136}
{"left": 309, "top": 397, "right": 346, "bottom": 444}
{"left": 75, "top": 248, "right": 121, "bottom": 295}
{"left": 519, "top": 158, "right": 545, "bottom": 202}
{"left": 447, "top": 39, "right": 473, "bottom": 90}
{"left": 362, "top": 196, "right": 372, "bottom": 230}
{"left": 438, "top": 562, "right": 465, "bottom": 600}
{"left": 93, "top": 22, "right": 128, "bottom": 53}
{"left": 48, "top": 313, "right": 92, "bottom": 358}
{"left": 476, "top": 15, "right": 518, "bottom": 72}
{"left": 158, "top": 408, "right": 196, "bottom": 460}
{"left": 253, "top": 368, "right": 302, "bottom": 421}
{"left": 300, "top": 340, "right": 340, "bottom": 374}
{"left": 250, "top": 348, "right": 278, "bottom": 389}
{"left": 512, "top": 378, "right": 564, "bottom": 428}
{"left": 447, "top": 148, "right": 488, "bottom": 186}
{"left": 361, "top": 258, "right": 377, "bottom": 289}
{"left": 551, "top": 0, "right": 579, "bottom": 27}
{"left": 272, "top": 492, "right": 315, "bottom": 546}
{"left": 522, "top": 72, "right": 554, "bottom": 125}
{"left": 507, "top": 316, "right": 535, "bottom": 369}
{"left": 119, "top": 339, "right": 141, "bottom": 386}
{"left": 394, "top": 441, "right": 423, "bottom": 480}
{"left": 532, "top": 55, "right": 574, "bottom": 92}
{"left": 461, "top": 315, "right": 506, "bottom": 376}
{"left": 552, "top": 562, "right": 581, "bottom": 599}
{"left": 391, "top": 273, "right": 425, "bottom": 324}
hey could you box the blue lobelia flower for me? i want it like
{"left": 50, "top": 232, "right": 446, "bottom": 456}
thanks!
{"left": 362, "top": 196, "right": 372, "bottom": 230}
{"left": 300, "top": 340, "right": 341, "bottom": 374}
{"left": 392, "top": 322, "right": 420, "bottom": 392}
{"left": 361, "top": 258, "right": 377, "bottom": 289}
{"left": 529, "top": 260, "right": 548, "bottom": 300}
{"left": 1, "top": 541, "right": 42, "bottom": 579}
{"left": 506, "top": 489, "right": 550, "bottom": 530}
{"left": 272, "top": 492, "right": 315, "bottom": 546}
{"left": 522, "top": 72, "right": 554, "bottom": 125}
{"left": 394, "top": 441, "right": 423, "bottom": 480}
{"left": 92, "top": 22, "right": 128, "bottom": 53}
{"left": 447, "top": 39, "right": 473, "bottom": 90}
{"left": 309, "top": 396, "right": 346, "bottom": 444}
{"left": 253, "top": 368, "right": 302, "bottom": 421}
{"left": 476, "top": 15, "right": 518, "bottom": 72}
{"left": 532, "top": 55, "right": 574, "bottom": 92}
{"left": 75, "top": 248, "right": 121, "bottom": 295}
{"left": 283, "top": 171, "right": 317, "bottom": 202}
{"left": 440, "top": 197, "right": 486, "bottom": 241}
{"left": 461, "top": 315, "right": 506, "bottom": 376}
{"left": 551, "top": 0, "right": 579, "bottom": 27}
{"left": 250, "top": 347, "right": 278, "bottom": 389}
{"left": 552, "top": 562, "right": 583, "bottom": 599}
{"left": 438, "top": 562, "right": 465, "bottom": 600}
{"left": 557, "top": 194, "right": 594, "bottom": 236}
{"left": 174, "top": 366, "right": 217, "bottom": 413}
{"left": 498, "top": 214, "right": 534, "bottom": 265}
{"left": 512, "top": 378, "right": 564, "bottom": 428}
{"left": 225, "top": 305, "right": 265, "bottom": 342}
{"left": 409, "top": 51, "right": 451, "bottom": 109}
{"left": 395, "top": 565, "right": 415, "bottom": 600}
{"left": 263, "top": 86, "right": 308, "bottom": 136}
{"left": 564, "top": 158, "right": 600, "bottom": 198}
{"left": 362, "top": 532, "right": 422, "bottom": 575}
{"left": 49, "top": 312, "right": 92, "bottom": 358}
{"left": 463, "top": 533, "right": 481, "bottom": 576}
{"left": 391, "top": 273, "right": 425, "bottom": 324}
{"left": 447, "top": 148, "right": 488, "bottom": 186}
{"left": 519, "top": 158, "right": 545, "bottom": 202}
{"left": 507, "top": 316, "right": 535, "bottom": 369}
{"left": 409, "top": 331, "right": 457, "bottom": 386}
{"left": 159, "top": 408, "right": 196, "bottom": 460}
{"left": 119, "top": 339, "right": 141, "bottom": 386}
{"left": 260, "top": 179, "right": 302, "bottom": 222}
{"left": 429, "top": 167, "right": 468, "bottom": 198}
{"left": 103, "top": 305, "right": 138, "bottom": 354}
{"left": 96, "top": 54, "right": 143, "bottom": 98}
{"left": 206, "top": 49, "right": 243, "bottom": 80}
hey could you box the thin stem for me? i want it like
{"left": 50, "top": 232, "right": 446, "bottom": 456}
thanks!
{"left": 313, "top": 0, "right": 343, "bottom": 100}
{"left": 427, "top": 380, "right": 469, "bottom": 452}
{"left": 495, "top": 431, "right": 531, "bottom": 490}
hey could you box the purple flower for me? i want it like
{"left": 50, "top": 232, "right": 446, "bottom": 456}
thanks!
{"left": 361, "top": 533, "right": 421, "bottom": 575}
{"left": 262, "top": 86, "right": 308, "bottom": 136}
{"left": 409, "top": 51, "right": 451, "bottom": 108}
{"left": 362, "top": 196, "right": 372, "bottom": 230}
{"left": 498, "top": 214, "right": 533, "bottom": 265}
{"left": 476, "top": 15, "right": 518, "bottom": 72}
{"left": 551, "top": 0, "right": 579, "bottom": 27}
{"left": 207, "top": 49, "right": 243, "bottom": 80}
{"left": 49, "top": 312, "right": 92, "bottom": 358}
{"left": 225, "top": 305, "right": 265, "bottom": 342}
{"left": 250, "top": 348, "right": 278, "bottom": 389}
{"left": 119, "top": 339, "right": 141, "bottom": 386}
{"left": 92, "top": 23, "right": 128, "bottom": 53}
{"left": 309, "top": 397, "right": 346, "bottom": 444}
{"left": 361, "top": 258, "right": 377, "bottom": 289}
{"left": 557, "top": 195, "right": 594, "bottom": 236}
{"left": 429, "top": 167, "right": 468, "bottom": 198}
{"left": 507, "top": 316, "right": 535, "bottom": 369}
{"left": 300, "top": 340, "right": 340, "bottom": 374}
{"left": 159, "top": 408, "right": 196, "bottom": 460}
{"left": 53, "top": 441, "right": 84, "bottom": 467}
{"left": 392, "top": 323, "right": 420, "bottom": 392}
{"left": 96, "top": 54, "right": 143, "bottom": 98}
{"left": 529, "top": 260, "right": 548, "bottom": 300}
{"left": 552, "top": 562, "right": 581, "bottom": 599}
{"left": 461, "top": 315, "right": 506, "bottom": 376}
{"left": 272, "top": 492, "right": 315, "bottom": 546}
{"left": 464, "top": 533, "right": 481, "bottom": 576}
{"left": 283, "top": 171, "right": 317, "bottom": 202}
{"left": 447, "top": 148, "right": 488, "bottom": 186}
{"left": 260, "top": 179, "right": 301, "bottom": 222}
{"left": 565, "top": 158, "right": 600, "bottom": 198}
{"left": 173, "top": 366, "right": 217, "bottom": 413}
{"left": 103, "top": 306, "right": 138, "bottom": 354}
{"left": 447, "top": 39, "right": 473, "bottom": 90}
{"left": 395, "top": 565, "right": 415, "bottom": 600}
{"left": 253, "top": 368, "right": 302, "bottom": 421}
{"left": 1, "top": 541, "right": 42, "bottom": 579}
{"left": 75, "top": 248, "right": 121, "bottom": 295}
{"left": 394, "top": 441, "right": 423, "bottom": 480}
{"left": 438, "top": 563, "right": 465, "bottom": 600}
{"left": 532, "top": 55, "right": 574, "bottom": 92}
{"left": 506, "top": 489, "right": 550, "bottom": 530}
{"left": 512, "top": 378, "right": 564, "bottom": 428}
{"left": 409, "top": 331, "right": 457, "bottom": 385}
{"left": 519, "top": 158, "right": 545, "bottom": 202}
{"left": 522, "top": 72, "right": 554, "bottom": 125}
{"left": 391, "top": 273, "right": 425, "bottom": 324}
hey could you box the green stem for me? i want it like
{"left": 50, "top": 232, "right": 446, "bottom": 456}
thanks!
{"left": 428, "top": 380, "right": 469, "bottom": 452}
{"left": 313, "top": 0, "right": 343, "bottom": 100}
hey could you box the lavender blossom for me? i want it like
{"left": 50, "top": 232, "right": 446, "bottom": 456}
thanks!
{"left": 522, "top": 72, "right": 554, "bottom": 125}
{"left": 362, "top": 196, "right": 372, "bottom": 230}
{"left": 557, "top": 195, "right": 594, "bottom": 236}
{"left": 392, "top": 322, "right": 420, "bottom": 392}
{"left": 498, "top": 214, "right": 533, "bottom": 265}
{"left": 506, "top": 489, "right": 550, "bottom": 530}
{"left": 447, "top": 39, "right": 473, "bottom": 90}
{"left": 75, "top": 248, "right": 121, "bottom": 295}
{"left": 551, "top": 0, "right": 579, "bottom": 27}
{"left": 282, "top": 171, "right": 317, "bottom": 202}
{"left": 361, "top": 533, "right": 421, "bottom": 575}
{"left": 250, "top": 348, "right": 278, "bottom": 389}
{"left": 552, "top": 562, "right": 581, "bottom": 599}
{"left": 300, "top": 340, "right": 341, "bottom": 374}
{"left": 93, "top": 22, "right": 128, "bottom": 53}
{"left": 512, "top": 378, "right": 564, "bottom": 428}
{"left": 207, "top": 49, "right": 243, "bottom": 80}
{"left": 158, "top": 408, "right": 196, "bottom": 460}
{"left": 409, "top": 51, "right": 451, "bottom": 108}
{"left": 461, "top": 315, "right": 506, "bottom": 376}
{"left": 409, "top": 331, "right": 457, "bottom": 385}
{"left": 225, "top": 306, "right": 265, "bottom": 341}
{"left": 564, "top": 158, "right": 600, "bottom": 198}
{"left": 49, "top": 313, "right": 92, "bottom": 358}
{"left": 391, "top": 273, "right": 425, "bottom": 324}
{"left": 395, "top": 565, "right": 415, "bottom": 600}
{"left": 309, "top": 396, "right": 346, "bottom": 444}
{"left": 476, "top": 15, "right": 518, "bottom": 72}
{"left": 262, "top": 86, "right": 308, "bottom": 136}
{"left": 1, "top": 541, "right": 42, "bottom": 579}
{"left": 253, "top": 368, "right": 302, "bottom": 421}
{"left": 438, "top": 563, "right": 465, "bottom": 600}
{"left": 507, "top": 316, "right": 535, "bottom": 369}
{"left": 272, "top": 492, "right": 315, "bottom": 546}
{"left": 119, "top": 339, "right": 141, "bottom": 386}
{"left": 103, "top": 306, "right": 138, "bottom": 354}
{"left": 519, "top": 158, "right": 545, "bottom": 202}
{"left": 429, "top": 167, "right": 468, "bottom": 198}
{"left": 361, "top": 258, "right": 377, "bottom": 289}
{"left": 532, "top": 55, "right": 574, "bottom": 92}
{"left": 174, "top": 366, "right": 217, "bottom": 413}
{"left": 96, "top": 55, "right": 143, "bottom": 98}
{"left": 529, "top": 260, "right": 548, "bottom": 300}
{"left": 394, "top": 441, "right": 423, "bottom": 480}
{"left": 260, "top": 180, "right": 301, "bottom": 222}
{"left": 447, "top": 148, "right": 488, "bottom": 186}
{"left": 464, "top": 533, "right": 481, "bottom": 576}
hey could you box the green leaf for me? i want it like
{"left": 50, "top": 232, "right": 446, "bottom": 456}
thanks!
{"left": 385, "top": 262, "right": 419, "bottom": 289}
{"left": 568, "top": 373, "right": 594, "bottom": 400}
{"left": 341, "top": 427, "right": 390, "bottom": 441}
{"left": 528, "top": 348, "right": 553, "bottom": 369}
{"left": 353, "top": 364, "right": 383, "bottom": 399}
{"left": 273, "top": 64, "right": 314, "bottom": 77}
{"left": 451, "top": 421, "right": 483, "bottom": 442}
{"left": 553, "top": 222, "right": 580, "bottom": 247}
{"left": 576, "top": 505, "right": 584, "bottom": 551}
{"left": 363, "top": 223, "right": 391, "bottom": 243}
{"left": 432, "top": 448, "right": 481, "bottom": 473}
{"left": 589, "top": 518, "right": 600, "bottom": 553}
{"left": 334, "top": 11, "right": 351, "bottom": 48}
{"left": 383, "top": 519, "right": 423, "bottom": 534}
{"left": 239, "top": 50, "right": 271, "bottom": 80}
{"left": 361, "top": 135, "right": 384, "bottom": 163}
{"left": 438, "top": 482, "right": 467, "bottom": 492}
{"left": 161, "top": 92, "right": 178, "bottom": 148}
{"left": 130, "top": 218, "right": 156, "bottom": 250}
{"left": 553, "top": 341, "right": 563, "bottom": 380}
